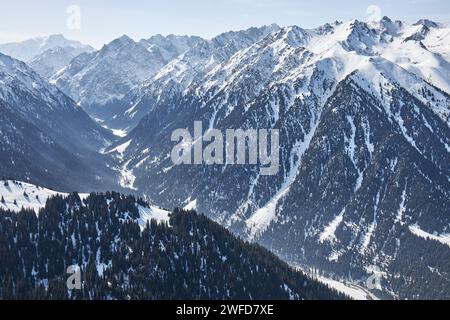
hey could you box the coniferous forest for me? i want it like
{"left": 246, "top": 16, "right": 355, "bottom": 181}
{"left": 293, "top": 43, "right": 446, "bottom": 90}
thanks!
{"left": 0, "top": 192, "right": 345, "bottom": 300}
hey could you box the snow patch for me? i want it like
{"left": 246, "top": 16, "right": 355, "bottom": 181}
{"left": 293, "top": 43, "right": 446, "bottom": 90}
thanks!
{"left": 0, "top": 180, "right": 88, "bottom": 213}
{"left": 118, "top": 159, "right": 137, "bottom": 190}
{"left": 409, "top": 224, "right": 450, "bottom": 248}
{"left": 344, "top": 116, "right": 363, "bottom": 191}
{"left": 107, "top": 139, "right": 132, "bottom": 155}
{"left": 394, "top": 188, "right": 407, "bottom": 225}
{"left": 137, "top": 205, "right": 170, "bottom": 230}
{"left": 319, "top": 209, "right": 345, "bottom": 243}
{"left": 184, "top": 199, "right": 197, "bottom": 211}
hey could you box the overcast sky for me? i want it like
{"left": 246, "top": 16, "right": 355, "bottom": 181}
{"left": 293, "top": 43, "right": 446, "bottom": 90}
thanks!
{"left": 1, "top": 0, "right": 450, "bottom": 48}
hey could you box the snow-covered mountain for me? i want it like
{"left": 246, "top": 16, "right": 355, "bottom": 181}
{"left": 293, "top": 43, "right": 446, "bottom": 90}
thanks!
{"left": 50, "top": 34, "right": 204, "bottom": 117}
{"left": 0, "top": 180, "right": 89, "bottom": 212}
{"left": 103, "top": 24, "right": 281, "bottom": 131}
{"left": 0, "top": 52, "right": 119, "bottom": 191}
{"left": 104, "top": 17, "right": 450, "bottom": 299}
{"left": 28, "top": 45, "right": 94, "bottom": 79}
{"left": 0, "top": 34, "right": 92, "bottom": 63}
{"left": 1, "top": 17, "right": 449, "bottom": 299}
{"left": 106, "top": 18, "right": 450, "bottom": 133}
{"left": 139, "top": 34, "right": 204, "bottom": 62}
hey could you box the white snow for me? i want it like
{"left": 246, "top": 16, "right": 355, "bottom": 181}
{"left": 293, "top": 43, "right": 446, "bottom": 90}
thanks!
{"left": 344, "top": 116, "right": 363, "bottom": 192}
{"left": 394, "top": 188, "right": 407, "bottom": 225}
{"left": 111, "top": 128, "right": 127, "bottom": 138}
{"left": 137, "top": 205, "right": 170, "bottom": 230}
{"left": 107, "top": 139, "right": 132, "bottom": 155}
{"left": 360, "top": 191, "right": 380, "bottom": 254}
{"left": 134, "top": 155, "right": 150, "bottom": 168}
{"left": 117, "top": 159, "right": 137, "bottom": 190}
{"left": 313, "top": 274, "right": 379, "bottom": 300}
{"left": 319, "top": 209, "right": 345, "bottom": 243}
{"left": 107, "top": 139, "right": 138, "bottom": 190}
{"left": 362, "top": 119, "right": 374, "bottom": 158}
{"left": 245, "top": 116, "right": 320, "bottom": 239}
{"left": 94, "top": 118, "right": 128, "bottom": 138}
{"left": 393, "top": 105, "right": 422, "bottom": 155}
{"left": 292, "top": 264, "right": 379, "bottom": 300}
{"left": 105, "top": 138, "right": 138, "bottom": 190}
{"left": 184, "top": 199, "right": 197, "bottom": 211}
{"left": 409, "top": 224, "right": 450, "bottom": 248}
{"left": 0, "top": 180, "right": 88, "bottom": 213}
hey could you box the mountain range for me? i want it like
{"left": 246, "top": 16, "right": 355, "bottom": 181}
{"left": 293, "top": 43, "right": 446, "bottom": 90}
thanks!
{"left": 0, "top": 17, "right": 449, "bottom": 299}
{"left": 0, "top": 34, "right": 94, "bottom": 79}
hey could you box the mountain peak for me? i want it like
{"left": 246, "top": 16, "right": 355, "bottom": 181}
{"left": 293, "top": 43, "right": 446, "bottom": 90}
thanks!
{"left": 106, "top": 35, "right": 136, "bottom": 48}
{"left": 45, "top": 33, "right": 66, "bottom": 41}
{"left": 273, "top": 25, "right": 310, "bottom": 47}
{"left": 404, "top": 18, "right": 440, "bottom": 42}
{"left": 413, "top": 18, "right": 439, "bottom": 28}
{"left": 0, "top": 34, "right": 90, "bottom": 62}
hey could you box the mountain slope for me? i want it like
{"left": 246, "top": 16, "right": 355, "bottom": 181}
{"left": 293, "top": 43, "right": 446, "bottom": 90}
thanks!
{"left": 258, "top": 71, "right": 450, "bottom": 299}
{"left": 0, "top": 189, "right": 345, "bottom": 300}
{"left": 51, "top": 35, "right": 204, "bottom": 117}
{"left": 139, "top": 34, "right": 204, "bottom": 61}
{"left": 103, "top": 24, "right": 281, "bottom": 131}
{"left": 0, "top": 53, "right": 118, "bottom": 191}
{"left": 0, "top": 180, "right": 89, "bottom": 212}
{"left": 107, "top": 18, "right": 450, "bottom": 299}
{"left": 28, "top": 45, "right": 94, "bottom": 79}
{"left": 105, "top": 18, "right": 450, "bottom": 132}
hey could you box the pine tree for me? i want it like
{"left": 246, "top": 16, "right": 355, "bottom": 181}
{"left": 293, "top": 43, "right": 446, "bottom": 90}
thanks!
{"left": 0, "top": 193, "right": 349, "bottom": 300}
{"left": 0, "top": 196, "right": 4, "bottom": 204}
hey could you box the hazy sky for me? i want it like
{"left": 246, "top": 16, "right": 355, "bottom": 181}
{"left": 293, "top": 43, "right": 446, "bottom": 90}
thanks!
{"left": 1, "top": 0, "right": 450, "bottom": 48}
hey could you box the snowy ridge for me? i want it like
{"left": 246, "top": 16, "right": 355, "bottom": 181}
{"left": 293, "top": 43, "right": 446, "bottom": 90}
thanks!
{"left": 0, "top": 180, "right": 88, "bottom": 212}
{"left": 409, "top": 224, "right": 450, "bottom": 248}
{"left": 28, "top": 45, "right": 93, "bottom": 79}
{"left": 0, "top": 180, "right": 169, "bottom": 231}
{"left": 2, "top": 16, "right": 448, "bottom": 299}
{"left": 0, "top": 53, "right": 71, "bottom": 111}
{"left": 137, "top": 205, "right": 170, "bottom": 230}
{"left": 0, "top": 34, "right": 91, "bottom": 62}
{"left": 50, "top": 34, "right": 196, "bottom": 109}
{"left": 96, "top": 17, "right": 450, "bottom": 133}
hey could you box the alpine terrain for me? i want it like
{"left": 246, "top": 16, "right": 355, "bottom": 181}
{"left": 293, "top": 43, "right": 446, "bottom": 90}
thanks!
{"left": 0, "top": 16, "right": 449, "bottom": 300}
{"left": 103, "top": 17, "right": 450, "bottom": 299}
{"left": 0, "top": 180, "right": 345, "bottom": 300}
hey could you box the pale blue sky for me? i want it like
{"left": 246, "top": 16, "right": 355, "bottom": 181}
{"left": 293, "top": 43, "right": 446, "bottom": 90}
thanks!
{"left": 1, "top": 0, "right": 449, "bottom": 48}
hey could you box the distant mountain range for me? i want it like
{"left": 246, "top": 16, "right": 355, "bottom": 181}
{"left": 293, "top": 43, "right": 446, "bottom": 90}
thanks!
{"left": 0, "top": 17, "right": 449, "bottom": 299}
{"left": 0, "top": 34, "right": 94, "bottom": 80}
{"left": 0, "top": 34, "right": 92, "bottom": 62}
